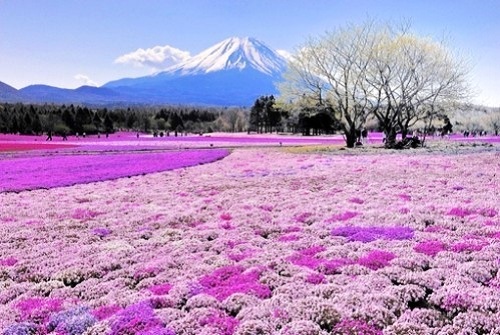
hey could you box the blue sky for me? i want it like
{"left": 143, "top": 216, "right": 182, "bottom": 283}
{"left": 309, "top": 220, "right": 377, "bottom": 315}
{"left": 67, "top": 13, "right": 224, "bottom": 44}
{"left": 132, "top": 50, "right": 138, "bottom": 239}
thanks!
{"left": 1, "top": 0, "right": 499, "bottom": 106}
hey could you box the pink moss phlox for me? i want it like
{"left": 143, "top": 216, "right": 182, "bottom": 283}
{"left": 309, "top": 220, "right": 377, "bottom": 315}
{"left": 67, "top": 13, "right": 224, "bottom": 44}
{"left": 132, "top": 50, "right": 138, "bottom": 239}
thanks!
{"left": 148, "top": 283, "right": 172, "bottom": 296}
{"left": 305, "top": 273, "right": 326, "bottom": 284}
{"left": 447, "top": 207, "right": 474, "bottom": 217}
{"left": 489, "top": 232, "right": 500, "bottom": 239}
{"left": 357, "top": 250, "right": 396, "bottom": 270}
{"left": 484, "top": 220, "right": 499, "bottom": 226}
{"left": 15, "top": 297, "right": 64, "bottom": 324}
{"left": 331, "top": 226, "right": 414, "bottom": 242}
{"left": 451, "top": 240, "right": 489, "bottom": 253}
{"left": 92, "top": 305, "right": 122, "bottom": 320}
{"left": 200, "top": 312, "right": 239, "bottom": 335}
{"left": 278, "top": 234, "right": 300, "bottom": 242}
{"left": 258, "top": 204, "right": 274, "bottom": 212}
{"left": 198, "top": 265, "right": 271, "bottom": 301}
{"left": 424, "top": 225, "right": 445, "bottom": 233}
{"left": 452, "top": 185, "right": 465, "bottom": 191}
{"left": 441, "top": 293, "right": 472, "bottom": 312}
{"left": 109, "top": 301, "right": 165, "bottom": 335}
{"left": 414, "top": 240, "right": 447, "bottom": 257}
{"left": 318, "top": 258, "right": 353, "bottom": 275}
{"left": 0, "top": 256, "right": 18, "bottom": 266}
{"left": 349, "top": 197, "right": 365, "bottom": 204}
{"left": 398, "top": 194, "right": 412, "bottom": 201}
{"left": 220, "top": 213, "right": 232, "bottom": 221}
{"left": 293, "top": 212, "right": 313, "bottom": 223}
{"left": 399, "top": 207, "right": 410, "bottom": 214}
{"left": 325, "top": 211, "right": 359, "bottom": 223}
{"left": 220, "top": 221, "right": 234, "bottom": 230}
{"left": 134, "top": 267, "right": 161, "bottom": 282}
{"left": 287, "top": 246, "right": 326, "bottom": 269}
{"left": 71, "top": 208, "right": 101, "bottom": 221}
{"left": 478, "top": 208, "right": 498, "bottom": 218}
{"left": 284, "top": 226, "right": 302, "bottom": 233}
{"left": 333, "top": 318, "right": 383, "bottom": 335}
{"left": 92, "top": 227, "right": 111, "bottom": 238}
{"left": 227, "top": 250, "right": 253, "bottom": 262}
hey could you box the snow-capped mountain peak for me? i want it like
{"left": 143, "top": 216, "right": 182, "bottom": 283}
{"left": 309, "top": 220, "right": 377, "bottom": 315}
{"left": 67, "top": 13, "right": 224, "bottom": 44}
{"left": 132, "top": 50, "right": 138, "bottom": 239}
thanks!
{"left": 164, "top": 37, "right": 287, "bottom": 76}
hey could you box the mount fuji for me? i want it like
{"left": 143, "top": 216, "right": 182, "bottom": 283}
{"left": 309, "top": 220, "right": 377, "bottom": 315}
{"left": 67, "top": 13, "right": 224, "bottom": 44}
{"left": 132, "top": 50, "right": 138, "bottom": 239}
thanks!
{"left": 104, "top": 37, "right": 288, "bottom": 106}
{"left": 0, "top": 37, "right": 288, "bottom": 106}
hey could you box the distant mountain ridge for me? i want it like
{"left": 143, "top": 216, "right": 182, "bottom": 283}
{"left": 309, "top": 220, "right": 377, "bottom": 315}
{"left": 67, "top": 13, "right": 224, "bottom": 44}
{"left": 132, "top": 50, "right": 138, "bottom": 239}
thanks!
{"left": 0, "top": 37, "right": 288, "bottom": 106}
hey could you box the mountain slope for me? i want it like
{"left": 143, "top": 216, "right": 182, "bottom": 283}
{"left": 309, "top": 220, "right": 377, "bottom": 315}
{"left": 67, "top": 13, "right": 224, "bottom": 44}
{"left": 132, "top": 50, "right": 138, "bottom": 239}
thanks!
{"left": 103, "top": 37, "right": 287, "bottom": 105}
{"left": 0, "top": 81, "right": 24, "bottom": 102}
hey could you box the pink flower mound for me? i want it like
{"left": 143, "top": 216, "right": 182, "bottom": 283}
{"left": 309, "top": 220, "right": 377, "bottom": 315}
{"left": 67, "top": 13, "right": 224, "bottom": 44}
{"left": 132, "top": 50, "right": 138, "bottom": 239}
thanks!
{"left": 0, "top": 149, "right": 229, "bottom": 192}
{"left": 134, "top": 267, "right": 161, "bottom": 282}
{"left": 109, "top": 302, "right": 171, "bottom": 335}
{"left": 287, "top": 246, "right": 326, "bottom": 269}
{"left": 148, "top": 283, "right": 172, "bottom": 296}
{"left": 325, "top": 211, "right": 359, "bottom": 223}
{"left": 305, "top": 273, "right": 326, "bottom": 284}
{"left": 358, "top": 250, "right": 396, "bottom": 270}
{"left": 198, "top": 265, "right": 271, "bottom": 301}
{"left": 293, "top": 212, "right": 313, "bottom": 223}
{"left": 441, "top": 293, "right": 472, "bottom": 312}
{"left": 220, "top": 213, "right": 232, "bottom": 221}
{"left": 319, "top": 258, "right": 353, "bottom": 275}
{"left": 278, "top": 234, "right": 300, "bottom": 242}
{"left": 478, "top": 208, "right": 498, "bottom": 217}
{"left": 0, "top": 257, "right": 17, "bottom": 266}
{"left": 200, "top": 313, "right": 239, "bottom": 335}
{"left": 414, "top": 240, "right": 447, "bottom": 257}
{"left": 451, "top": 240, "right": 489, "bottom": 253}
{"left": 332, "top": 319, "right": 382, "bottom": 335}
{"left": 447, "top": 207, "right": 474, "bottom": 217}
{"left": 71, "top": 208, "right": 100, "bottom": 220}
{"left": 331, "top": 226, "right": 414, "bottom": 242}
{"left": 349, "top": 197, "right": 365, "bottom": 204}
{"left": 398, "top": 194, "right": 412, "bottom": 201}
{"left": 92, "top": 305, "right": 122, "bottom": 320}
{"left": 16, "top": 297, "right": 64, "bottom": 323}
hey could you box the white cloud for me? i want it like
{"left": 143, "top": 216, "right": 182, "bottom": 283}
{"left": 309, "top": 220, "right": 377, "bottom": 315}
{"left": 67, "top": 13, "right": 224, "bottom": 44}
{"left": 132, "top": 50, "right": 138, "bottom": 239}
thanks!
{"left": 276, "top": 49, "right": 293, "bottom": 62}
{"left": 74, "top": 74, "right": 98, "bottom": 87}
{"left": 114, "top": 45, "right": 191, "bottom": 70}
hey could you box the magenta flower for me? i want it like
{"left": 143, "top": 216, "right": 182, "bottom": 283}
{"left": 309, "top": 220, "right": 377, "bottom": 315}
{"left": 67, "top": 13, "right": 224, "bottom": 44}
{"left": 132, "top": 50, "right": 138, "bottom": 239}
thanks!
{"left": 331, "top": 226, "right": 414, "bottom": 242}
{"left": 447, "top": 207, "right": 474, "bottom": 217}
{"left": 414, "top": 240, "right": 447, "bottom": 257}
{"left": 0, "top": 257, "right": 18, "bottom": 266}
{"left": 198, "top": 265, "right": 271, "bottom": 301}
{"left": 325, "top": 211, "right": 359, "bottom": 223}
{"left": 148, "top": 283, "right": 172, "bottom": 296}
{"left": 357, "top": 250, "right": 396, "bottom": 270}
{"left": 305, "top": 273, "right": 326, "bottom": 284}
{"left": 15, "top": 297, "right": 64, "bottom": 324}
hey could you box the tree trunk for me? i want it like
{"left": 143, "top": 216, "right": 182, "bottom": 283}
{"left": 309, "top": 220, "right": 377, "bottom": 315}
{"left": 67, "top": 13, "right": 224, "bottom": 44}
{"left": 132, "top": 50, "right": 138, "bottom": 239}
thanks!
{"left": 345, "top": 129, "right": 357, "bottom": 148}
{"left": 384, "top": 128, "right": 397, "bottom": 148}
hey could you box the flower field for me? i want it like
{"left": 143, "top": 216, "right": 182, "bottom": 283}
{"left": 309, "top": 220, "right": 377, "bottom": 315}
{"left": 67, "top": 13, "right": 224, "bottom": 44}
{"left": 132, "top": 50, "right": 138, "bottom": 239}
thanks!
{"left": 0, "top": 134, "right": 499, "bottom": 334}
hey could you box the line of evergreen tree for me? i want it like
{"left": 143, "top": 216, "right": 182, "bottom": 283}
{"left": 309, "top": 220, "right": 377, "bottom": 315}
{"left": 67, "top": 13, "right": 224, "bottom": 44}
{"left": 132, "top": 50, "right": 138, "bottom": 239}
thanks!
{"left": 0, "top": 103, "right": 228, "bottom": 136}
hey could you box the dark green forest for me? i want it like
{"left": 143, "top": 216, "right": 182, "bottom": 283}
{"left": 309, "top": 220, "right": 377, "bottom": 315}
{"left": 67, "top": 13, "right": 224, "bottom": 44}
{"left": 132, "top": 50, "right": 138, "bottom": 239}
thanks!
{"left": 0, "top": 103, "right": 237, "bottom": 136}
{"left": 0, "top": 97, "right": 344, "bottom": 137}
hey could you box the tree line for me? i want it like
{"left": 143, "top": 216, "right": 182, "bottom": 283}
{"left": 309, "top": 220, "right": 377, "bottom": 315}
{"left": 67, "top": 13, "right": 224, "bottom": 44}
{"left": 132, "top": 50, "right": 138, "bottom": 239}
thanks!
{"left": 0, "top": 103, "right": 249, "bottom": 136}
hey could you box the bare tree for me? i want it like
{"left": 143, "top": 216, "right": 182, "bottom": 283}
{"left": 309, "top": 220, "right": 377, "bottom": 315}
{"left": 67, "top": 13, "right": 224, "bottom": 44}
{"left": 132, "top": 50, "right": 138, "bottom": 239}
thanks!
{"left": 280, "top": 20, "right": 471, "bottom": 148}
{"left": 279, "top": 21, "right": 378, "bottom": 147}
{"left": 486, "top": 109, "right": 500, "bottom": 135}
